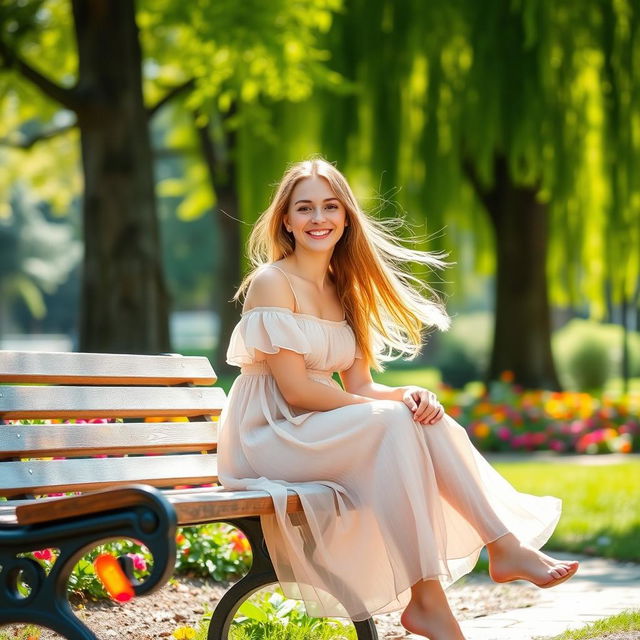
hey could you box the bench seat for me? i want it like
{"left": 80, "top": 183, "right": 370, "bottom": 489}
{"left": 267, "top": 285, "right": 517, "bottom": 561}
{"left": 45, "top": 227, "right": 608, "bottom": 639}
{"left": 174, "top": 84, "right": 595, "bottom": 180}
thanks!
{"left": 0, "top": 350, "right": 378, "bottom": 640}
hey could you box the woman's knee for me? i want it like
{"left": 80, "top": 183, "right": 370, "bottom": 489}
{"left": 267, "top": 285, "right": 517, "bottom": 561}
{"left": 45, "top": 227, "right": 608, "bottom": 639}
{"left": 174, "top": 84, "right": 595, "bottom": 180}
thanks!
{"left": 367, "top": 400, "right": 417, "bottom": 439}
{"left": 370, "top": 399, "right": 413, "bottom": 420}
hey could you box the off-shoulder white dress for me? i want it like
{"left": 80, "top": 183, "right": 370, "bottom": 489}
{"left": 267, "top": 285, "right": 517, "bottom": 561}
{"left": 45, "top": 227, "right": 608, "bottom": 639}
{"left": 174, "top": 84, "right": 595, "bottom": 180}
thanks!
{"left": 217, "top": 299, "right": 561, "bottom": 622}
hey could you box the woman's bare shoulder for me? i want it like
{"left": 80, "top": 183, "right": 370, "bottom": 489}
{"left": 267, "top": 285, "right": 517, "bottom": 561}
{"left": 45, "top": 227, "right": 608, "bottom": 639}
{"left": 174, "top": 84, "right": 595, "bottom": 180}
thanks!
{"left": 243, "top": 264, "right": 295, "bottom": 312}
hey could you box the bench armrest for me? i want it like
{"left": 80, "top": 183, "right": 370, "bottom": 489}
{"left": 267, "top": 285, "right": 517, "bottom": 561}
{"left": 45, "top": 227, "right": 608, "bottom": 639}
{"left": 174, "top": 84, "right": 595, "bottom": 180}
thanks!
{"left": 16, "top": 484, "right": 170, "bottom": 526}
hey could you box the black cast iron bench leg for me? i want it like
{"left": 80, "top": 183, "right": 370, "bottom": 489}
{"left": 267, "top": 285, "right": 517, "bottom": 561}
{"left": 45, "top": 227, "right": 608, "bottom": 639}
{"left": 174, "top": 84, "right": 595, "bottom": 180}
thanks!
{"left": 0, "top": 487, "right": 176, "bottom": 639}
{"left": 207, "top": 516, "right": 377, "bottom": 640}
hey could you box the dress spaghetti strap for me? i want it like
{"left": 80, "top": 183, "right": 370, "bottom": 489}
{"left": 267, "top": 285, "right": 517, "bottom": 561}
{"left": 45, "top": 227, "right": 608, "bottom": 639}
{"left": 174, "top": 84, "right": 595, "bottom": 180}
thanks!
{"left": 268, "top": 264, "right": 301, "bottom": 313}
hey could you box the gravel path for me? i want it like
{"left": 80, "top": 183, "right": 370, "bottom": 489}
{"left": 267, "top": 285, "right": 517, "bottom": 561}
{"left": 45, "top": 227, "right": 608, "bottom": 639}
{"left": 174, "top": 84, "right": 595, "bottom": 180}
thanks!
{"left": 1, "top": 572, "right": 539, "bottom": 639}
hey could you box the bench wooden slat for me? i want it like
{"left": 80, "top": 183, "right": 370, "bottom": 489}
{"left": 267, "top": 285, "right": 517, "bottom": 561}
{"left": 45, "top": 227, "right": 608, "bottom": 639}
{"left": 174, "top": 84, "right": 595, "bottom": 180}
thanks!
{"left": 12, "top": 485, "right": 321, "bottom": 526}
{"left": 171, "top": 489, "right": 307, "bottom": 525}
{"left": 0, "top": 422, "right": 218, "bottom": 458}
{"left": 0, "top": 351, "right": 216, "bottom": 385}
{"left": 0, "top": 454, "right": 218, "bottom": 497}
{"left": 0, "top": 386, "right": 225, "bottom": 419}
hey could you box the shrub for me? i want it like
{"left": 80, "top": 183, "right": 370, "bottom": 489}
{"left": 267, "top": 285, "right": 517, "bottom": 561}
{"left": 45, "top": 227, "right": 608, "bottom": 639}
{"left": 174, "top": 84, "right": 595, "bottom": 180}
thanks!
{"left": 553, "top": 319, "right": 640, "bottom": 391}
{"left": 437, "top": 337, "right": 482, "bottom": 388}
{"left": 428, "top": 312, "right": 492, "bottom": 389}
{"left": 175, "top": 523, "right": 252, "bottom": 580}
{"left": 565, "top": 335, "right": 610, "bottom": 392}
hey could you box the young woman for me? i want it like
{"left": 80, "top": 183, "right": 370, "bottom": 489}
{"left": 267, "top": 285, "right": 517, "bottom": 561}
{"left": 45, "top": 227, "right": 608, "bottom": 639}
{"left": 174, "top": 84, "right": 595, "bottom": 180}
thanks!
{"left": 217, "top": 157, "right": 578, "bottom": 640}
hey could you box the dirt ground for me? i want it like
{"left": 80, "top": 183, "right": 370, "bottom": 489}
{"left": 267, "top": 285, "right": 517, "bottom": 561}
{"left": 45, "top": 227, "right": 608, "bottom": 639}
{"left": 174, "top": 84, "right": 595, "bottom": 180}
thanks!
{"left": 2, "top": 572, "right": 540, "bottom": 639}
{"left": 4, "top": 571, "right": 637, "bottom": 639}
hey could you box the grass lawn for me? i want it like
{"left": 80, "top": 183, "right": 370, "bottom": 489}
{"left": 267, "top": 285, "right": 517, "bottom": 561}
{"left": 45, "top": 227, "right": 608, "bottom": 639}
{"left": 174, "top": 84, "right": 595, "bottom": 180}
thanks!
{"left": 493, "top": 460, "right": 640, "bottom": 561}
{"left": 545, "top": 610, "right": 640, "bottom": 639}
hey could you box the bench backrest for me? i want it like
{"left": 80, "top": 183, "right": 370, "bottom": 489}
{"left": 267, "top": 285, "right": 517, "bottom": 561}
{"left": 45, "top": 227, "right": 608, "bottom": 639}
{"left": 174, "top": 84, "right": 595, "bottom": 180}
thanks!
{"left": 0, "top": 351, "right": 226, "bottom": 499}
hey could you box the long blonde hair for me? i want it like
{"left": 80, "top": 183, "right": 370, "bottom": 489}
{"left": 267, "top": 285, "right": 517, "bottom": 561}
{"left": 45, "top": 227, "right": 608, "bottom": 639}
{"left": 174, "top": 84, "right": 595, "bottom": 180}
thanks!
{"left": 235, "top": 157, "right": 451, "bottom": 371}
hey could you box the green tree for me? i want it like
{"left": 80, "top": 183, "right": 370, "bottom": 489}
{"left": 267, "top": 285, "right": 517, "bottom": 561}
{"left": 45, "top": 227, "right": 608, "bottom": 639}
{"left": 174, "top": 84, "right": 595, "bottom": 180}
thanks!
{"left": 144, "top": 0, "right": 341, "bottom": 370}
{"left": 0, "top": 0, "right": 170, "bottom": 353}
{"left": 1, "top": 0, "right": 342, "bottom": 366}
{"left": 309, "top": 0, "right": 639, "bottom": 389}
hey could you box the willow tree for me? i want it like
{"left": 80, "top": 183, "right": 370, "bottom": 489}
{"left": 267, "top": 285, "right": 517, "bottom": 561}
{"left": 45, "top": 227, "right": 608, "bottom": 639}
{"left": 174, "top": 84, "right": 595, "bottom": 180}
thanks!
{"left": 308, "top": 0, "right": 640, "bottom": 389}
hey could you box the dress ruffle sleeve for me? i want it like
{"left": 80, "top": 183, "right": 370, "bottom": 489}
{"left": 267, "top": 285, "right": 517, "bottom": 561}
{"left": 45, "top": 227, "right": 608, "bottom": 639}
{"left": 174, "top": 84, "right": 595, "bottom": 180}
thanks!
{"left": 227, "top": 307, "right": 313, "bottom": 367}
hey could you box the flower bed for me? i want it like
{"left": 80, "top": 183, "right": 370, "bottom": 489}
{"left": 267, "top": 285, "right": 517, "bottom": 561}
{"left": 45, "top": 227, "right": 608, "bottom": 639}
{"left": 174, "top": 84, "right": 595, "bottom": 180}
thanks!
{"left": 440, "top": 373, "right": 640, "bottom": 454}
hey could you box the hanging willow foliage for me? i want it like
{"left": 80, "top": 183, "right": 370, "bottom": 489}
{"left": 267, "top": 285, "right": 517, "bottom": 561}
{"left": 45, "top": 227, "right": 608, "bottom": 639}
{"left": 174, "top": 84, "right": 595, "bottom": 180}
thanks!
{"left": 239, "top": 0, "right": 639, "bottom": 322}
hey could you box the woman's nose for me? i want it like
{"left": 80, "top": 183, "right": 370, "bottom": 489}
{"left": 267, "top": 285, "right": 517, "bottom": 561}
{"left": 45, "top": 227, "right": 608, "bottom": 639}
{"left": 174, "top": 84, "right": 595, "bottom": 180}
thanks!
{"left": 311, "top": 207, "right": 326, "bottom": 221}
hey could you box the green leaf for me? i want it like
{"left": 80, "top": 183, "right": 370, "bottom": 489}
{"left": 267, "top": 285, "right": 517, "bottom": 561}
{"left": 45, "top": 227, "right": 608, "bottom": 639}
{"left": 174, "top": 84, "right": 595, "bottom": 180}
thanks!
{"left": 236, "top": 600, "right": 268, "bottom": 623}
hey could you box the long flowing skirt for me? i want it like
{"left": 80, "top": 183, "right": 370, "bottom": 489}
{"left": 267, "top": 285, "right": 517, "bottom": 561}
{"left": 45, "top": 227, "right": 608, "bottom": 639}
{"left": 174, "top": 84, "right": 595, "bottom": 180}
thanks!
{"left": 218, "top": 380, "right": 561, "bottom": 622}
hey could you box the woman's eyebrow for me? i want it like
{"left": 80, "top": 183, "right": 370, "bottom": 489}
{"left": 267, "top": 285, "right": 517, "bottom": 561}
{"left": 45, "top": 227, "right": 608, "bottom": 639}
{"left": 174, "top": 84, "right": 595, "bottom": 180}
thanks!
{"left": 294, "top": 197, "right": 339, "bottom": 205}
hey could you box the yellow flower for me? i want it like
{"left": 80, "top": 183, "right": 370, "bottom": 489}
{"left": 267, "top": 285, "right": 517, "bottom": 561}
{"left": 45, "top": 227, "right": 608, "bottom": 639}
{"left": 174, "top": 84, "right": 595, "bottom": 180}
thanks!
{"left": 172, "top": 627, "right": 197, "bottom": 640}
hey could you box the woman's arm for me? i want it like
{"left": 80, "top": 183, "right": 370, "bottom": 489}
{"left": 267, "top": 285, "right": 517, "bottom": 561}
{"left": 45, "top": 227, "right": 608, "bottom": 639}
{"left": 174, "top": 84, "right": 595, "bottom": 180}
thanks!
{"left": 264, "top": 348, "right": 372, "bottom": 411}
{"left": 340, "top": 357, "right": 445, "bottom": 425}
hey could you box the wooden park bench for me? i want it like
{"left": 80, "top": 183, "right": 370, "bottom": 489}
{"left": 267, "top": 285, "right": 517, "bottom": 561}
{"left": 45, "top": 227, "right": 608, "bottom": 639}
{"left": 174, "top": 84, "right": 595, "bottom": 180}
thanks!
{"left": 0, "top": 351, "right": 378, "bottom": 640}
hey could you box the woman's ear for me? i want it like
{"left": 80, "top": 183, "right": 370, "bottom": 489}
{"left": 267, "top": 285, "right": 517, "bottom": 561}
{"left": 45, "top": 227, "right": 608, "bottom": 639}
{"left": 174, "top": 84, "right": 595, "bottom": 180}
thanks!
{"left": 283, "top": 216, "right": 292, "bottom": 233}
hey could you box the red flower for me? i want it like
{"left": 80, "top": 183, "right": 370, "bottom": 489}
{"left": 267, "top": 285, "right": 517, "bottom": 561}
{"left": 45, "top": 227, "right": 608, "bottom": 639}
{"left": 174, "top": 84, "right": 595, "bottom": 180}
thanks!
{"left": 127, "top": 553, "right": 147, "bottom": 572}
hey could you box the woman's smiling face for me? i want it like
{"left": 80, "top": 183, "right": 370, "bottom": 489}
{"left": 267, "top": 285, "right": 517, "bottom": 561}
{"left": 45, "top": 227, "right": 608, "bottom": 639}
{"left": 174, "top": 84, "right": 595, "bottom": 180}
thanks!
{"left": 284, "top": 176, "right": 348, "bottom": 254}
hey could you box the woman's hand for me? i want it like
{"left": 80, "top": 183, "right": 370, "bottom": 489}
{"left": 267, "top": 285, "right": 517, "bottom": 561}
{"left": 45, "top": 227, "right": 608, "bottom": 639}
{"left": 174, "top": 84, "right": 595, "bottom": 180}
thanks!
{"left": 402, "top": 386, "right": 445, "bottom": 425}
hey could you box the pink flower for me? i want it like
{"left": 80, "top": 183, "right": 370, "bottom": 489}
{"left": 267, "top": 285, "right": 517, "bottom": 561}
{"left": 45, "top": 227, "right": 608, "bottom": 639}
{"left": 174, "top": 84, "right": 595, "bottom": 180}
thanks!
{"left": 497, "top": 426, "right": 512, "bottom": 441}
{"left": 532, "top": 433, "right": 547, "bottom": 446}
{"left": 619, "top": 423, "right": 639, "bottom": 435}
{"left": 34, "top": 549, "right": 53, "bottom": 562}
{"left": 127, "top": 553, "right": 147, "bottom": 572}
{"left": 567, "top": 421, "right": 582, "bottom": 434}
{"left": 549, "top": 440, "right": 566, "bottom": 452}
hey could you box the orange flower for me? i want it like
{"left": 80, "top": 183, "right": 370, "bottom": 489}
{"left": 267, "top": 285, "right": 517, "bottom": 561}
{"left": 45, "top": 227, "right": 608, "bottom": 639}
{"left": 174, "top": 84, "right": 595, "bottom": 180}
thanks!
{"left": 619, "top": 439, "right": 632, "bottom": 454}
{"left": 448, "top": 406, "right": 462, "bottom": 418}
{"left": 492, "top": 409, "right": 507, "bottom": 422}
{"left": 230, "top": 531, "right": 251, "bottom": 553}
{"left": 499, "top": 370, "right": 515, "bottom": 383}
{"left": 472, "top": 422, "right": 490, "bottom": 439}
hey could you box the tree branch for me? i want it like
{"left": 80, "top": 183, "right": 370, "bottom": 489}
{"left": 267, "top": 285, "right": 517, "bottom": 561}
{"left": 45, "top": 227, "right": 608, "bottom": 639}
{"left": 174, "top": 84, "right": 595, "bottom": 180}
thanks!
{"left": 0, "top": 38, "right": 78, "bottom": 111}
{"left": 147, "top": 79, "right": 195, "bottom": 119}
{"left": 461, "top": 155, "right": 493, "bottom": 212}
{"left": 0, "top": 122, "right": 76, "bottom": 149}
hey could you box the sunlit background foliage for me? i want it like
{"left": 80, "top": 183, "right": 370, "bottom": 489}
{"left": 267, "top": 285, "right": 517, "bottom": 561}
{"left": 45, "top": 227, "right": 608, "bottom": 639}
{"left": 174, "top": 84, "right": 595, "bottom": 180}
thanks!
{"left": 0, "top": 0, "right": 638, "bottom": 387}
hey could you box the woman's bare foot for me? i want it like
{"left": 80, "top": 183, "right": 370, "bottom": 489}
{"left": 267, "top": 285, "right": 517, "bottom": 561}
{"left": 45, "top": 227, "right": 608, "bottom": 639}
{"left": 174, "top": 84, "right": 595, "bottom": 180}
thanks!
{"left": 487, "top": 533, "right": 579, "bottom": 588}
{"left": 400, "top": 579, "right": 466, "bottom": 639}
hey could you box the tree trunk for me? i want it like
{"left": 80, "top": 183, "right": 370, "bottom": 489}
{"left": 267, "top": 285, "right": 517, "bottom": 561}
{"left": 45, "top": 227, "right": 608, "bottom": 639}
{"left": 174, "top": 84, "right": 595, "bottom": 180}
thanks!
{"left": 467, "top": 155, "right": 561, "bottom": 390}
{"left": 73, "top": 0, "right": 170, "bottom": 353}
{"left": 194, "top": 108, "right": 241, "bottom": 375}
{"left": 621, "top": 293, "right": 630, "bottom": 395}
